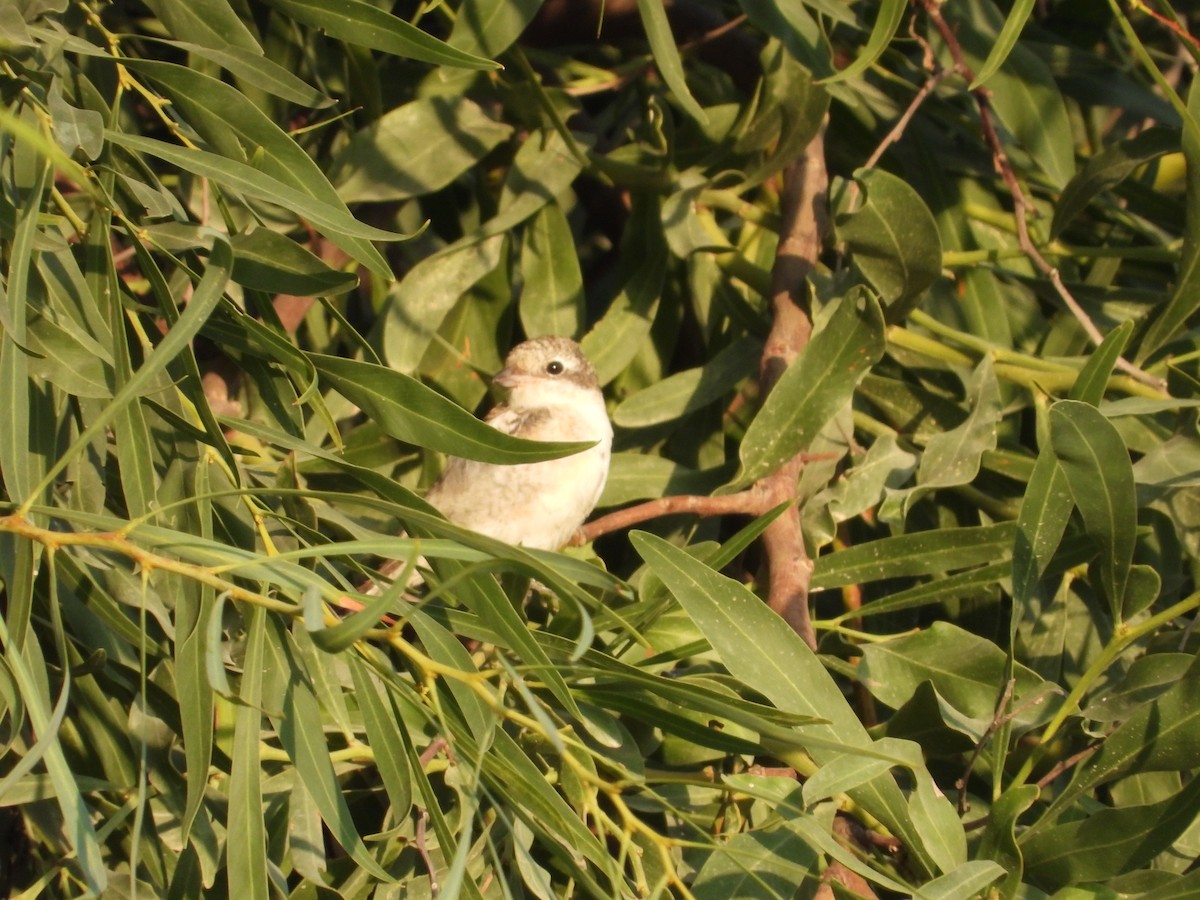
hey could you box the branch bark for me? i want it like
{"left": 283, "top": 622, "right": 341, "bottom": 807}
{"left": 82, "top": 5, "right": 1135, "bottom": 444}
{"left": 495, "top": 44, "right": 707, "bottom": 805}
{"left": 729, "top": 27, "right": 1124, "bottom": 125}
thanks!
{"left": 580, "top": 130, "right": 830, "bottom": 649}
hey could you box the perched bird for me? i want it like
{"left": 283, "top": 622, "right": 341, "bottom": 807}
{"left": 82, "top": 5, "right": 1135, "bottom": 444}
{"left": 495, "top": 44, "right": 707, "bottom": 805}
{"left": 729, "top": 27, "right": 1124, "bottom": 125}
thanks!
{"left": 423, "top": 336, "right": 612, "bottom": 551}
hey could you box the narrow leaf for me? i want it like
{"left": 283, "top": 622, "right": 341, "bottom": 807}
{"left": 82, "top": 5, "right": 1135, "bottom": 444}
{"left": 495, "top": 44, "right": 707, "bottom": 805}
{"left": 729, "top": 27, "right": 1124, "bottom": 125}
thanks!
{"left": 735, "top": 288, "right": 885, "bottom": 487}
{"left": 1049, "top": 400, "right": 1137, "bottom": 620}
{"left": 309, "top": 352, "right": 593, "bottom": 463}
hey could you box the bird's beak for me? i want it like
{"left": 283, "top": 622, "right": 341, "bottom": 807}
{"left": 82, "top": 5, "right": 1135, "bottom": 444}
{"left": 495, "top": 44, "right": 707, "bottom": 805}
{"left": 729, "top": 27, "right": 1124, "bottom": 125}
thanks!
{"left": 491, "top": 367, "right": 520, "bottom": 390}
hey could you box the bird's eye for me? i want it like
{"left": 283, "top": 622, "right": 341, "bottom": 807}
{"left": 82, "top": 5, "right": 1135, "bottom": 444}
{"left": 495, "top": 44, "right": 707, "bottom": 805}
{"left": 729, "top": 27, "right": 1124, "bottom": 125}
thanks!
{"left": 546, "top": 360, "right": 565, "bottom": 375}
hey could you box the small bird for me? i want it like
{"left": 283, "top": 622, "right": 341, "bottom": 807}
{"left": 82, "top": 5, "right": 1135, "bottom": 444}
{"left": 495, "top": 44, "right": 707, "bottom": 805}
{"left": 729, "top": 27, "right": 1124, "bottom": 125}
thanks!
{"left": 423, "top": 336, "right": 612, "bottom": 551}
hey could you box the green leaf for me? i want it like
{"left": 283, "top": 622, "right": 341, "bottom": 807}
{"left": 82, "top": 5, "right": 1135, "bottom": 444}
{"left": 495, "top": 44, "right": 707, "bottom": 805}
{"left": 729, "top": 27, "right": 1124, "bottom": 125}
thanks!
{"left": 448, "top": 0, "right": 543, "bottom": 59}
{"left": 881, "top": 358, "right": 1002, "bottom": 523}
{"left": 837, "top": 168, "right": 942, "bottom": 322}
{"left": 262, "top": 0, "right": 499, "bottom": 69}
{"left": 155, "top": 39, "right": 332, "bottom": 107}
{"left": 946, "top": 3, "right": 1075, "bottom": 188}
{"left": 1040, "top": 653, "right": 1200, "bottom": 820}
{"left": 384, "top": 130, "right": 585, "bottom": 371}
{"left": 0, "top": 620, "right": 105, "bottom": 894}
{"left": 520, "top": 201, "right": 586, "bottom": 341}
{"left": 330, "top": 95, "right": 513, "bottom": 203}
{"left": 409, "top": 610, "right": 497, "bottom": 751}
{"left": 382, "top": 235, "right": 507, "bottom": 373}
{"left": 1023, "top": 776, "right": 1200, "bottom": 891}
{"left": 226, "top": 605, "right": 268, "bottom": 900}
{"left": 229, "top": 229, "right": 356, "bottom": 297}
{"left": 104, "top": 132, "right": 405, "bottom": 277}
{"left": 813, "top": 523, "right": 1017, "bottom": 590}
{"left": 735, "top": 288, "right": 885, "bottom": 487}
{"left": 818, "top": 0, "right": 905, "bottom": 84}
{"left": 914, "top": 861, "right": 1006, "bottom": 900}
{"left": 858, "top": 622, "right": 1060, "bottom": 733}
{"left": 969, "top": 0, "right": 1036, "bottom": 88}
{"left": 613, "top": 336, "right": 760, "bottom": 428}
{"left": 691, "top": 825, "right": 819, "bottom": 898}
{"left": 631, "top": 531, "right": 946, "bottom": 878}
{"left": 265, "top": 618, "right": 392, "bottom": 881}
{"left": 1011, "top": 447, "right": 1074, "bottom": 606}
{"left": 1138, "top": 77, "right": 1200, "bottom": 360}
{"left": 1049, "top": 400, "right": 1137, "bottom": 620}
{"left": 111, "top": 60, "right": 401, "bottom": 276}
{"left": 141, "top": 0, "right": 263, "bottom": 54}
{"left": 633, "top": 0, "right": 708, "bottom": 123}
{"left": 1069, "top": 320, "right": 1132, "bottom": 404}
{"left": 309, "top": 353, "right": 593, "bottom": 463}
{"left": 976, "top": 784, "right": 1039, "bottom": 900}
{"left": 1051, "top": 126, "right": 1179, "bottom": 238}
{"left": 349, "top": 656, "right": 413, "bottom": 820}
{"left": 30, "top": 233, "right": 234, "bottom": 503}
{"left": 581, "top": 198, "right": 669, "bottom": 384}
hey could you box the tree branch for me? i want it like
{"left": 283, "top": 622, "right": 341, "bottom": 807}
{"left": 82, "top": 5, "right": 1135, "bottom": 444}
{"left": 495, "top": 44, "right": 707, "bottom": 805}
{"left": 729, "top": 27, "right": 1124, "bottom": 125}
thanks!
{"left": 916, "top": 0, "right": 1165, "bottom": 391}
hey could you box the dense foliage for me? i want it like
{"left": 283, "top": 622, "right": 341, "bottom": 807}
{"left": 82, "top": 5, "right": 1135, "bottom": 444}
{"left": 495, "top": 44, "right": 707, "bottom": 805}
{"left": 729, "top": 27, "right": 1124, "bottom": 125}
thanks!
{"left": 1, "top": 0, "right": 1199, "bottom": 896}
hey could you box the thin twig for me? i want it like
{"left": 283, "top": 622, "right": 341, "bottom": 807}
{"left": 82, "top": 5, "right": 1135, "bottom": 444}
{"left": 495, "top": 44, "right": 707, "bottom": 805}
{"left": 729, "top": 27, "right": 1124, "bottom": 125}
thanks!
{"left": 1129, "top": 0, "right": 1200, "bottom": 54}
{"left": 862, "top": 67, "right": 952, "bottom": 173}
{"left": 916, "top": 0, "right": 1166, "bottom": 392}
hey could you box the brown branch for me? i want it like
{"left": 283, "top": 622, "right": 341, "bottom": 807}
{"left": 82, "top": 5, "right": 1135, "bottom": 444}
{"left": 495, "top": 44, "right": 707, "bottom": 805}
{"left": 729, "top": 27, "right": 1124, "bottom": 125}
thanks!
{"left": 755, "top": 132, "right": 829, "bottom": 650}
{"left": 578, "top": 486, "right": 768, "bottom": 541}
{"left": 578, "top": 134, "right": 830, "bottom": 649}
{"left": 916, "top": 0, "right": 1166, "bottom": 393}
{"left": 1129, "top": 0, "right": 1200, "bottom": 54}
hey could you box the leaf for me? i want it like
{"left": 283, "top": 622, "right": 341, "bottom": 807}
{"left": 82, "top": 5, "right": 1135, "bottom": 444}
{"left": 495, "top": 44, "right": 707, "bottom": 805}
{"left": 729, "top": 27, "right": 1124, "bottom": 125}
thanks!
{"left": 632, "top": 531, "right": 948, "bottom": 878}
{"left": 599, "top": 453, "right": 728, "bottom": 506}
{"left": 112, "top": 60, "right": 401, "bottom": 276}
{"left": 969, "top": 0, "right": 1037, "bottom": 88}
{"left": 734, "top": 288, "right": 885, "bottom": 488}
{"left": 0, "top": 620, "right": 105, "bottom": 894}
{"left": 448, "top": 0, "right": 544, "bottom": 59}
{"left": 1041, "top": 653, "right": 1200, "bottom": 820}
{"left": 226, "top": 606, "right": 268, "bottom": 900}
{"left": 837, "top": 168, "right": 943, "bottom": 322}
{"left": 812, "top": 522, "right": 1017, "bottom": 590}
{"left": 520, "top": 201, "right": 586, "bottom": 341}
{"left": 690, "top": 825, "right": 819, "bottom": 898}
{"left": 914, "top": 861, "right": 1006, "bottom": 900}
{"left": 104, "top": 132, "right": 405, "bottom": 277}
{"left": 1023, "top": 776, "right": 1200, "bottom": 891}
{"left": 349, "top": 656, "right": 413, "bottom": 820}
{"left": 612, "top": 336, "right": 760, "bottom": 428}
{"left": 1138, "top": 77, "right": 1200, "bottom": 360}
{"left": 858, "top": 622, "right": 1060, "bottom": 733}
{"left": 265, "top": 618, "right": 392, "bottom": 880}
{"left": 382, "top": 235, "right": 506, "bottom": 373}
{"left": 329, "top": 95, "right": 513, "bottom": 203}
{"left": 818, "top": 0, "right": 906, "bottom": 84}
{"left": 882, "top": 358, "right": 1002, "bottom": 523}
{"left": 945, "top": 2, "right": 1075, "bottom": 188}
{"left": 1051, "top": 126, "right": 1179, "bottom": 238}
{"left": 31, "top": 233, "right": 234, "bottom": 501}
{"left": 229, "top": 229, "right": 357, "bottom": 297}
{"left": 262, "top": 0, "right": 498, "bottom": 69}
{"left": 309, "top": 353, "right": 594, "bottom": 463}
{"left": 409, "top": 611, "right": 496, "bottom": 751}
{"left": 384, "top": 130, "right": 585, "bottom": 371}
{"left": 141, "top": 0, "right": 263, "bottom": 54}
{"left": 1011, "top": 447, "right": 1074, "bottom": 606}
{"left": 154, "top": 39, "right": 332, "bottom": 107}
{"left": 1068, "top": 320, "right": 1132, "bottom": 405}
{"left": 633, "top": 0, "right": 708, "bottom": 123}
{"left": 976, "top": 784, "right": 1039, "bottom": 900}
{"left": 581, "top": 198, "right": 669, "bottom": 384}
{"left": 1049, "top": 400, "right": 1137, "bottom": 620}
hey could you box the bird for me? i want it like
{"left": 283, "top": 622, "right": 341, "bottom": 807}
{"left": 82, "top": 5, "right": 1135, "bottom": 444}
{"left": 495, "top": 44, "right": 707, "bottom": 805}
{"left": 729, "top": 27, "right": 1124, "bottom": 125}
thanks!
{"left": 422, "top": 335, "right": 612, "bottom": 552}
